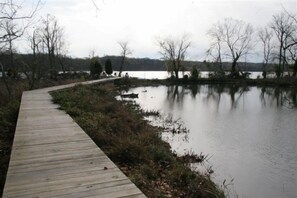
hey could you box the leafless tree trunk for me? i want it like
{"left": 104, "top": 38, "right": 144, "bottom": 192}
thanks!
{"left": 207, "top": 18, "right": 253, "bottom": 78}
{"left": 158, "top": 36, "right": 191, "bottom": 79}
{"left": 271, "top": 11, "right": 297, "bottom": 77}
{"left": 288, "top": 43, "right": 297, "bottom": 77}
{"left": 0, "top": 61, "right": 11, "bottom": 95}
{"left": 285, "top": 12, "right": 297, "bottom": 77}
{"left": 207, "top": 23, "right": 224, "bottom": 73}
{"left": 258, "top": 27, "right": 274, "bottom": 78}
{"left": 40, "top": 14, "right": 66, "bottom": 79}
{"left": 223, "top": 18, "right": 253, "bottom": 77}
{"left": 118, "top": 41, "right": 132, "bottom": 77}
{"left": 23, "top": 28, "right": 43, "bottom": 89}
{"left": 0, "top": 0, "right": 40, "bottom": 95}
{"left": 1, "top": 19, "right": 24, "bottom": 77}
{"left": 56, "top": 30, "right": 67, "bottom": 74}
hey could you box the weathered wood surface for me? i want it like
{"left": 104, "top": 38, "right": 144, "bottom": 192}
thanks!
{"left": 3, "top": 78, "right": 146, "bottom": 198}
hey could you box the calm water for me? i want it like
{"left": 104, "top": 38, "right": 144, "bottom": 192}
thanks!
{"left": 125, "top": 85, "right": 297, "bottom": 198}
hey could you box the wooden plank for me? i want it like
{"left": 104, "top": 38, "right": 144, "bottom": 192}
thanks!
{"left": 53, "top": 183, "right": 139, "bottom": 198}
{"left": 8, "top": 156, "right": 113, "bottom": 174}
{"left": 9, "top": 148, "right": 106, "bottom": 166}
{"left": 14, "top": 128, "right": 84, "bottom": 139}
{"left": 7, "top": 179, "right": 132, "bottom": 198}
{"left": 15, "top": 122, "right": 79, "bottom": 131}
{"left": 12, "top": 133, "right": 90, "bottom": 146}
{"left": 83, "top": 187, "right": 146, "bottom": 198}
{"left": 5, "top": 167, "right": 124, "bottom": 188}
{"left": 3, "top": 78, "right": 146, "bottom": 198}
{"left": 120, "top": 194, "right": 147, "bottom": 198}
{"left": 17, "top": 113, "right": 72, "bottom": 121}
{"left": 11, "top": 140, "right": 94, "bottom": 155}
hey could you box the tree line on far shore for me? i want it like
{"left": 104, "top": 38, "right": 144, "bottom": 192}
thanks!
{"left": 1, "top": 0, "right": 297, "bottom": 94}
{"left": 158, "top": 10, "right": 297, "bottom": 79}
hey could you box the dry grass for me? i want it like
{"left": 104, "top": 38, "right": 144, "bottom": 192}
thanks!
{"left": 51, "top": 83, "right": 225, "bottom": 198}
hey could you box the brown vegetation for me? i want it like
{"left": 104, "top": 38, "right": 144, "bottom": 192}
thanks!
{"left": 51, "top": 83, "right": 225, "bottom": 198}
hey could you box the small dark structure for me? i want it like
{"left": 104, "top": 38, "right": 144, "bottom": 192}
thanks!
{"left": 121, "top": 93, "right": 138, "bottom": 98}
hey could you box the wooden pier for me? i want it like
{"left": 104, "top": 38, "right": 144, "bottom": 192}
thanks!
{"left": 3, "top": 79, "right": 146, "bottom": 198}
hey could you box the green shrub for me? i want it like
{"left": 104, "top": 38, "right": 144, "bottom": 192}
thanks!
{"left": 105, "top": 59, "right": 113, "bottom": 75}
{"left": 191, "top": 66, "right": 199, "bottom": 79}
{"left": 90, "top": 58, "right": 102, "bottom": 78}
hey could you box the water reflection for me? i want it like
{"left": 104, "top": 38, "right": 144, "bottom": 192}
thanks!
{"left": 260, "top": 87, "right": 297, "bottom": 108}
{"left": 166, "top": 85, "right": 186, "bottom": 109}
{"left": 165, "top": 84, "right": 297, "bottom": 109}
{"left": 189, "top": 84, "right": 200, "bottom": 98}
{"left": 128, "top": 84, "right": 297, "bottom": 198}
{"left": 204, "top": 84, "right": 250, "bottom": 110}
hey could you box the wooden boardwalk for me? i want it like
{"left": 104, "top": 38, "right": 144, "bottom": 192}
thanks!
{"left": 3, "top": 79, "right": 146, "bottom": 198}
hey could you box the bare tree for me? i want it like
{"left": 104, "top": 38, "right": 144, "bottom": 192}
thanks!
{"left": 271, "top": 11, "right": 297, "bottom": 77}
{"left": 0, "top": 0, "right": 41, "bottom": 75}
{"left": 207, "top": 23, "right": 224, "bottom": 74}
{"left": 55, "top": 26, "right": 67, "bottom": 74}
{"left": 284, "top": 11, "right": 297, "bottom": 77}
{"left": 207, "top": 18, "right": 254, "bottom": 78}
{"left": 40, "top": 14, "right": 66, "bottom": 78}
{"left": 118, "top": 41, "right": 132, "bottom": 77}
{"left": 223, "top": 18, "right": 253, "bottom": 77}
{"left": 89, "top": 49, "right": 96, "bottom": 59}
{"left": 258, "top": 27, "right": 274, "bottom": 78}
{"left": 158, "top": 36, "right": 191, "bottom": 78}
{"left": 0, "top": 0, "right": 40, "bottom": 21}
{"left": 22, "top": 27, "right": 45, "bottom": 89}
{"left": 0, "top": 0, "right": 40, "bottom": 95}
{"left": 288, "top": 41, "right": 297, "bottom": 77}
{"left": 207, "top": 18, "right": 253, "bottom": 77}
{"left": 1, "top": 18, "right": 23, "bottom": 76}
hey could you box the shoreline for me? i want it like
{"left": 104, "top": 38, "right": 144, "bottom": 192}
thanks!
{"left": 51, "top": 82, "right": 225, "bottom": 197}
{"left": 174, "top": 78, "right": 297, "bottom": 87}
{"left": 1, "top": 76, "right": 296, "bottom": 196}
{"left": 115, "top": 77, "right": 297, "bottom": 87}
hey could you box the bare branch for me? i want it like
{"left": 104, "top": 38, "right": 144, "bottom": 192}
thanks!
{"left": 118, "top": 41, "right": 132, "bottom": 76}
{"left": 270, "top": 9, "right": 297, "bottom": 76}
{"left": 158, "top": 36, "right": 191, "bottom": 78}
{"left": 207, "top": 18, "right": 254, "bottom": 76}
{"left": 0, "top": 0, "right": 41, "bottom": 20}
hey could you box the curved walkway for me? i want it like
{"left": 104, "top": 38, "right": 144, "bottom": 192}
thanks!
{"left": 3, "top": 78, "right": 146, "bottom": 198}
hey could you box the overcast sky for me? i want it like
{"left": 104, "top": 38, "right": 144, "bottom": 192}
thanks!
{"left": 24, "top": 0, "right": 297, "bottom": 61}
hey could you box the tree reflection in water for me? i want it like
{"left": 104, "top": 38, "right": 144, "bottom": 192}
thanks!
{"left": 131, "top": 84, "right": 296, "bottom": 198}
{"left": 203, "top": 84, "right": 250, "bottom": 110}
{"left": 166, "top": 85, "right": 186, "bottom": 109}
{"left": 260, "top": 87, "right": 297, "bottom": 108}
{"left": 165, "top": 84, "right": 297, "bottom": 109}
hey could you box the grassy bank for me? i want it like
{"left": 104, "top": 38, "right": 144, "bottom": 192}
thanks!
{"left": 51, "top": 82, "right": 224, "bottom": 198}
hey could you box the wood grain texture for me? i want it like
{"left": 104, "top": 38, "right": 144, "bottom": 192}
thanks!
{"left": 3, "top": 78, "right": 146, "bottom": 198}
